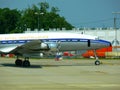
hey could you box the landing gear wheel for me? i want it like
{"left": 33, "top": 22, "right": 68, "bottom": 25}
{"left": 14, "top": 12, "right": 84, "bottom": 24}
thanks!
{"left": 15, "top": 59, "right": 23, "bottom": 66}
{"left": 23, "top": 60, "right": 30, "bottom": 67}
{"left": 95, "top": 60, "right": 100, "bottom": 65}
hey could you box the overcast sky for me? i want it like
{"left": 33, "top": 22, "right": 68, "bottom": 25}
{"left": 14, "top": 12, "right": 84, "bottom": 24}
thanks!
{"left": 0, "top": 0, "right": 120, "bottom": 28}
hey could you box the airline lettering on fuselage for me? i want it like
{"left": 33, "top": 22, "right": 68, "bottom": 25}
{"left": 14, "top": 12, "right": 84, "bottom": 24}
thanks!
{"left": 0, "top": 35, "right": 48, "bottom": 40}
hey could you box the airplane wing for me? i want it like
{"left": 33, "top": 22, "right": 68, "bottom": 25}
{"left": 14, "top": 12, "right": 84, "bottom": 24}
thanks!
{"left": 0, "top": 40, "right": 50, "bottom": 55}
{"left": 0, "top": 45, "right": 18, "bottom": 54}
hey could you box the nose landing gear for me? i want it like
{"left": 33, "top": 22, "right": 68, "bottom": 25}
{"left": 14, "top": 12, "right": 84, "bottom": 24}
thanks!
{"left": 93, "top": 50, "right": 101, "bottom": 65}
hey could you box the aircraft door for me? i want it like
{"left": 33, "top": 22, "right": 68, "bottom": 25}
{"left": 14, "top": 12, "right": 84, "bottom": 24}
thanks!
{"left": 88, "top": 40, "right": 91, "bottom": 47}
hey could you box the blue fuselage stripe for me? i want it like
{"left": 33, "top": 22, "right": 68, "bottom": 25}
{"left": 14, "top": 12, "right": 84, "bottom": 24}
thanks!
{"left": 0, "top": 38, "right": 110, "bottom": 45}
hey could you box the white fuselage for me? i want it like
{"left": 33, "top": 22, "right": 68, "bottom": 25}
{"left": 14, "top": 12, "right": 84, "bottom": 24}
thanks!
{"left": 0, "top": 32, "right": 111, "bottom": 55}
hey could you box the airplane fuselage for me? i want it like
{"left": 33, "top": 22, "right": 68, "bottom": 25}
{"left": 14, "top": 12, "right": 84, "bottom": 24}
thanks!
{"left": 0, "top": 32, "right": 111, "bottom": 55}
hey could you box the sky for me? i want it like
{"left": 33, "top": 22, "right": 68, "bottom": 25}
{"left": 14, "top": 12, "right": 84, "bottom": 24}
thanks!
{"left": 0, "top": 0, "right": 120, "bottom": 28}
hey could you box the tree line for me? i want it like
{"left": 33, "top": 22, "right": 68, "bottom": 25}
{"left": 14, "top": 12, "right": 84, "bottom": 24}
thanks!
{"left": 0, "top": 2, "right": 74, "bottom": 34}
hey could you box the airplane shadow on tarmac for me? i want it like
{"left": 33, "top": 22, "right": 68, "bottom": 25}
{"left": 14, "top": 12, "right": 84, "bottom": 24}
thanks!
{"left": 1, "top": 63, "right": 43, "bottom": 68}
{"left": 0, "top": 62, "right": 94, "bottom": 68}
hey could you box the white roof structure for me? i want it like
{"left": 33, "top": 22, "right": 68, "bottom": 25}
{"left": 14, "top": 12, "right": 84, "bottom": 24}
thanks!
{"left": 24, "top": 28, "right": 120, "bottom": 44}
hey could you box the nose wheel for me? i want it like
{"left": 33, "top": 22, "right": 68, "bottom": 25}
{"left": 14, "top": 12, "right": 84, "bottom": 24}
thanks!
{"left": 95, "top": 60, "right": 100, "bottom": 65}
{"left": 93, "top": 50, "right": 101, "bottom": 65}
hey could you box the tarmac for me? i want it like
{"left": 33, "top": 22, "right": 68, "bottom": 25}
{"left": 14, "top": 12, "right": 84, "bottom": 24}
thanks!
{"left": 0, "top": 57, "right": 120, "bottom": 90}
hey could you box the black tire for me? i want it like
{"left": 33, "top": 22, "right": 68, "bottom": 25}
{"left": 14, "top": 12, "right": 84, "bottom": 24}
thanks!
{"left": 15, "top": 59, "right": 23, "bottom": 66}
{"left": 95, "top": 60, "right": 100, "bottom": 65}
{"left": 23, "top": 60, "right": 30, "bottom": 67}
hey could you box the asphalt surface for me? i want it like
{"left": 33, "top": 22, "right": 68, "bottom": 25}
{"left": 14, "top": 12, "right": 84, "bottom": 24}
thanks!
{"left": 0, "top": 57, "right": 120, "bottom": 90}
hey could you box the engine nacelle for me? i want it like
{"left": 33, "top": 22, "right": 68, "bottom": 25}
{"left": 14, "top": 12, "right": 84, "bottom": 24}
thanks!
{"left": 23, "top": 53, "right": 44, "bottom": 58}
{"left": 40, "top": 53, "right": 44, "bottom": 57}
{"left": 29, "top": 42, "right": 49, "bottom": 50}
{"left": 40, "top": 43, "right": 49, "bottom": 49}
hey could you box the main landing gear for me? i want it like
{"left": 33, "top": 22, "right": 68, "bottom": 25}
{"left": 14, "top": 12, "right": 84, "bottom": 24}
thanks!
{"left": 93, "top": 50, "right": 101, "bottom": 65}
{"left": 15, "top": 57, "right": 30, "bottom": 67}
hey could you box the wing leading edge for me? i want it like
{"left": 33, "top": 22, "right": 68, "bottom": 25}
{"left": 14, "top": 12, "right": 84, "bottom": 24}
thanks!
{"left": 0, "top": 40, "right": 50, "bottom": 55}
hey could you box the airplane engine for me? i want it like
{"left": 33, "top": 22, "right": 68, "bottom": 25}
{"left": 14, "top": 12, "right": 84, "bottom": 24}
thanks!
{"left": 40, "top": 53, "right": 44, "bottom": 57}
{"left": 40, "top": 43, "right": 49, "bottom": 50}
{"left": 23, "top": 53, "right": 44, "bottom": 58}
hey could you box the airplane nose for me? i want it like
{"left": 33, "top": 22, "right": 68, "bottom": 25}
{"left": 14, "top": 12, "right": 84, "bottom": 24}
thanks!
{"left": 106, "top": 41, "right": 112, "bottom": 47}
{"left": 109, "top": 42, "right": 112, "bottom": 47}
{"left": 99, "top": 40, "right": 112, "bottom": 47}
